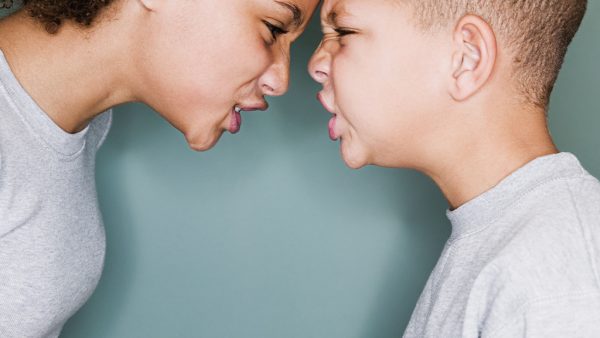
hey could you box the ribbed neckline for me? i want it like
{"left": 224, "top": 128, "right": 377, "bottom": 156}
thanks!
{"left": 0, "top": 48, "right": 89, "bottom": 156}
{"left": 446, "top": 152, "right": 586, "bottom": 241}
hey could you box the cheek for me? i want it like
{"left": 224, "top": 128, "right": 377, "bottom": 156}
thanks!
{"left": 330, "top": 38, "right": 443, "bottom": 166}
{"left": 331, "top": 47, "right": 394, "bottom": 143}
{"left": 145, "top": 10, "right": 270, "bottom": 112}
{"left": 138, "top": 27, "right": 272, "bottom": 146}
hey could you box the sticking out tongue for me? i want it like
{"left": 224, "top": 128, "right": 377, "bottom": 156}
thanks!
{"left": 328, "top": 115, "right": 337, "bottom": 141}
{"left": 229, "top": 108, "right": 242, "bottom": 134}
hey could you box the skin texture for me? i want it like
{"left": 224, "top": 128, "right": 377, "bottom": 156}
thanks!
{"left": 0, "top": 0, "right": 319, "bottom": 151}
{"left": 309, "top": 0, "right": 559, "bottom": 209}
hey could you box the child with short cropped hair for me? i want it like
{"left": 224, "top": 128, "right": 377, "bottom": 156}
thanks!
{"left": 309, "top": 0, "right": 599, "bottom": 336}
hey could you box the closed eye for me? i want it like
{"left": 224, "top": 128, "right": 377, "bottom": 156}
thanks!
{"left": 334, "top": 28, "right": 355, "bottom": 37}
{"left": 264, "top": 21, "right": 289, "bottom": 41}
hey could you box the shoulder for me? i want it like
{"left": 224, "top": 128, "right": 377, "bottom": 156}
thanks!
{"left": 485, "top": 188, "right": 600, "bottom": 293}
{"left": 485, "top": 291, "right": 600, "bottom": 338}
{"left": 463, "top": 188, "right": 600, "bottom": 335}
{"left": 464, "top": 259, "right": 600, "bottom": 337}
{"left": 492, "top": 173, "right": 600, "bottom": 288}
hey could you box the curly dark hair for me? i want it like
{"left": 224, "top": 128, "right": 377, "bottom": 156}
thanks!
{"left": 1, "top": 0, "right": 115, "bottom": 34}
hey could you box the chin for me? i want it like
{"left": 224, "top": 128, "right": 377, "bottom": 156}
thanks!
{"left": 343, "top": 158, "right": 367, "bottom": 169}
{"left": 341, "top": 142, "right": 369, "bottom": 169}
{"left": 186, "top": 129, "right": 223, "bottom": 152}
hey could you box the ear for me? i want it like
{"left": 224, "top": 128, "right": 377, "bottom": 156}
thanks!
{"left": 449, "top": 15, "right": 497, "bottom": 101}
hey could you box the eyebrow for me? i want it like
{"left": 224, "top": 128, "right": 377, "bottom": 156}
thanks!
{"left": 326, "top": 10, "right": 338, "bottom": 25}
{"left": 325, "top": 6, "right": 350, "bottom": 26}
{"left": 274, "top": 1, "right": 304, "bottom": 28}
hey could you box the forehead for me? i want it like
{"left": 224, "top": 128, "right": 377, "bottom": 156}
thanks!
{"left": 320, "top": 0, "right": 401, "bottom": 23}
{"left": 282, "top": 0, "right": 319, "bottom": 23}
{"left": 275, "top": 0, "right": 320, "bottom": 27}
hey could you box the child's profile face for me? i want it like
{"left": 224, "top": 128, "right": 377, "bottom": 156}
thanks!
{"left": 309, "top": 0, "right": 448, "bottom": 169}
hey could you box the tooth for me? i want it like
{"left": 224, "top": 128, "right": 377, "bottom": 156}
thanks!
{"left": 235, "top": 106, "right": 242, "bottom": 113}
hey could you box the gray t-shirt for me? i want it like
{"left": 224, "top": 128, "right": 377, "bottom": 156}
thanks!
{"left": 404, "top": 153, "right": 600, "bottom": 337}
{"left": 0, "top": 49, "right": 112, "bottom": 337}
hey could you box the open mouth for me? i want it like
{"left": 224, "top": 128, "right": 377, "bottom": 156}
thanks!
{"left": 227, "top": 102, "right": 269, "bottom": 135}
{"left": 317, "top": 92, "right": 339, "bottom": 141}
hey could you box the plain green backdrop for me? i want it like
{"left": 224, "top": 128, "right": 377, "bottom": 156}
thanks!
{"left": 2, "top": 2, "right": 599, "bottom": 337}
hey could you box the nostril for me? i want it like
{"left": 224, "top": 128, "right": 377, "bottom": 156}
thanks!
{"left": 262, "top": 84, "right": 275, "bottom": 94}
{"left": 313, "top": 70, "right": 328, "bottom": 82}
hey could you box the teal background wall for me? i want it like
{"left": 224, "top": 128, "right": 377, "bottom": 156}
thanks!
{"left": 3, "top": 3, "right": 600, "bottom": 338}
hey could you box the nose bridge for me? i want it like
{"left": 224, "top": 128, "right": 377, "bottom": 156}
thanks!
{"left": 260, "top": 45, "right": 291, "bottom": 96}
{"left": 311, "top": 40, "right": 326, "bottom": 66}
{"left": 309, "top": 40, "right": 332, "bottom": 82}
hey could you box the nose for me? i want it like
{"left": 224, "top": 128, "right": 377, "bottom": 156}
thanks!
{"left": 259, "top": 51, "right": 290, "bottom": 97}
{"left": 308, "top": 41, "right": 330, "bottom": 84}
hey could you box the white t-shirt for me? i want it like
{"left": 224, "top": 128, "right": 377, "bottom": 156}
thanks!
{"left": 0, "top": 48, "right": 112, "bottom": 337}
{"left": 404, "top": 152, "right": 600, "bottom": 337}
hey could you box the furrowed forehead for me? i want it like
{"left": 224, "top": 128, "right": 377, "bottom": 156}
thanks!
{"left": 321, "top": 0, "right": 342, "bottom": 25}
{"left": 321, "top": 0, "right": 372, "bottom": 25}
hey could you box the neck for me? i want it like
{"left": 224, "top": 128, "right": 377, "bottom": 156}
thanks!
{"left": 421, "top": 104, "right": 558, "bottom": 210}
{"left": 0, "top": 5, "right": 137, "bottom": 133}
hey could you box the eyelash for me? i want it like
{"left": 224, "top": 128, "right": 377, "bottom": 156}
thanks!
{"left": 264, "top": 21, "right": 288, "bottom": 41}
{"left": 334, "top": 28, "right": 355, "bottom": 37}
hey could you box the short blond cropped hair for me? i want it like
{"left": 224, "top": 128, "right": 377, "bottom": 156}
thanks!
{"left": 403, "top": 0, "right": 587, "bottom": 109}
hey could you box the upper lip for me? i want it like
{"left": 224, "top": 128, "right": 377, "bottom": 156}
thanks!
{"left": 237, "top": 101, "right": 269, "bottom": 112}
{"left": 317, "top": 92, "right": 335, "bottom": 114}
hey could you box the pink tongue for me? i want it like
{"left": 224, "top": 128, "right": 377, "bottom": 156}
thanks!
{"left": 328, "top": 116, "right": 337, "bottom": 141}
{"left": 230, "top": 110, "right": 242, "bottom": 134}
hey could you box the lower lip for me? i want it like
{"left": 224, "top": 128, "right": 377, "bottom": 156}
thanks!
{"left": 229, "top": 108, "right": 242, "bottom": 134}
{"left": 328, "top": 115, "right": 338, "bottom": 141}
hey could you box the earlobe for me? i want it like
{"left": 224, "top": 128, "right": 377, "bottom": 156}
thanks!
{"left": 449, "top": 15, "right": 497, "bottom": 102}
